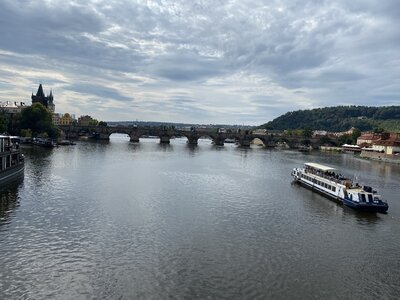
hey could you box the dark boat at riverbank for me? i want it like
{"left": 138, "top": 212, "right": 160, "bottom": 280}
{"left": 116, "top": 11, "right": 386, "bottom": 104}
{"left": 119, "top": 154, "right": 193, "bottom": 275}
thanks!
{"left": 0, "top": 136, "right": 24, "bottom": 185}
{"left": 58, "top": 140, "right": 76, "bottom": 146}
{"left": 32, "top": 138, "right": 57, "bottom": 148}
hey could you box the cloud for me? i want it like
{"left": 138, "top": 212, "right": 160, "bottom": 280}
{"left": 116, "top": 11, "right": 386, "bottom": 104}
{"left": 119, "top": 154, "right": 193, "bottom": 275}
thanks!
{"left": 0, "top": 0, "right": 399, "bottom": 125}
{"left": 65, "top": 83, "right": 133, "bottom": 102}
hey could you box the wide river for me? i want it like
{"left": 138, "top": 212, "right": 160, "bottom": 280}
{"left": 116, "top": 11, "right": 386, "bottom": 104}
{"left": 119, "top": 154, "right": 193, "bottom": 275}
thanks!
{"left": 1, "top": 135, "right": 399, "bottom": 299}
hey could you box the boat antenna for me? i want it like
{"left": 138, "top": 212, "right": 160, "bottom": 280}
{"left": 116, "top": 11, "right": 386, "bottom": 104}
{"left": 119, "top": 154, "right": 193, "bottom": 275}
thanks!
{"left": 353, "top": 174, "right": 359, "bottom": 185}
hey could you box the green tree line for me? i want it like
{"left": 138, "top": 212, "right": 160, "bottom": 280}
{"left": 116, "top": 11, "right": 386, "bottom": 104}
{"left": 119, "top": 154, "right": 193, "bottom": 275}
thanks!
{"left": 1, "top": 103, "right": 59, "bottom": 138}
{"left": 261, "top": 106, "right": 400, "bottom": 132}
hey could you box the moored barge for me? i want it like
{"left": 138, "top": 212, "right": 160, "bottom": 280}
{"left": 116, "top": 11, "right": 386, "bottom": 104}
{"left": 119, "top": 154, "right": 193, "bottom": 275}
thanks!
{"left": 0, "top": 135, "right": 24, "bottom": 185}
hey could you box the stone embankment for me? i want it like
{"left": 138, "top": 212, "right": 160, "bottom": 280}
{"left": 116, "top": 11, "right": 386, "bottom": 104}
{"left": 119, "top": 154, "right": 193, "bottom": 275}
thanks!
{"left": 360, "top": 151, "right": 400, "bottom": 164}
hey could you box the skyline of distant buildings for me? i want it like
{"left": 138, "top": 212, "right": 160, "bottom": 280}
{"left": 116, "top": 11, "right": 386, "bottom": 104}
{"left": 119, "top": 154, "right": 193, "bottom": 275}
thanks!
{"left": 0, "top": 84, "right": 98, "bottom": 127}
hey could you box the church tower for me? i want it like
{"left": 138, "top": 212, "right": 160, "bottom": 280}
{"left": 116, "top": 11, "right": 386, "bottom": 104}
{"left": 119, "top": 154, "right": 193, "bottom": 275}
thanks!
{"left": 31, "top": 84, "right": 55, "bottom": 113}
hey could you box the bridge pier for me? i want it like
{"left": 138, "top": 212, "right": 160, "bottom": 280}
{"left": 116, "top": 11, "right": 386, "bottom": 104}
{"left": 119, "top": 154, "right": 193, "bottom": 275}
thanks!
{"left": 214, "top": 136, "right": 225, "bottom": 146}
{"left": 264, "top": 141, "right": 276, "bottom": 147}
{"left": 129, "top": 133, "right": 140, "bottom": 142}
{"left": 187, "top": 136, "right": 199, "bottom": 145}
{"left": 238, "top": 138, "right": 252, "bottom": 147}
{"left": 98, "top": 133, "right": 110, "bottom": 140}
{"left": 160, "top": 135, "right": 171, "bottom": 144}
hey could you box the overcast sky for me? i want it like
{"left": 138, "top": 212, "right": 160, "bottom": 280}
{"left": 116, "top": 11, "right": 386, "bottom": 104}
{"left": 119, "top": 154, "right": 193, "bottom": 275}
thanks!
{"left": 0, "top": 0, "right": 399, "bottom": 125}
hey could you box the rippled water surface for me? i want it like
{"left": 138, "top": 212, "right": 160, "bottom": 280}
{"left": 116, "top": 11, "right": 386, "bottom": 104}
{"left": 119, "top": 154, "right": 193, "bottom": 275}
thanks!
{"left": 1, "top": 135, "right": 400, "bottom": 299}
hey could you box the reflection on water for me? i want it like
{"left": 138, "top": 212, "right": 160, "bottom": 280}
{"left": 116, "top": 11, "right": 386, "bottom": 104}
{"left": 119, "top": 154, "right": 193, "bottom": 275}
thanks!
{"left": 0, "top": 136, "right": 399, "bottom": 299}
{"left": 0, "top": 179, "right": 23, "bottom": 227}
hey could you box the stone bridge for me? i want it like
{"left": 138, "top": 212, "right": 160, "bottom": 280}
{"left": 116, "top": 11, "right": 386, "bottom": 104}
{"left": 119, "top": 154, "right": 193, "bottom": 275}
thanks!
{"left": 58, "top": 125, "right": 320, "bottom": 148}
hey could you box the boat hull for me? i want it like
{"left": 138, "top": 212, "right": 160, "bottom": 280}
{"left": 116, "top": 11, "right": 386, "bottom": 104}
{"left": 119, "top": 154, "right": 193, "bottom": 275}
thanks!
{"left": 342, "top": 198, "right": 388, "bottom": 213}
{"left": 293, "top": 176, "right": 389, "bottom": 213}
{"left": 294, "top": 177, "right": 342, "bottom": 203}
{"left": 0, "top": 164, "right": 24, "bottom": 185}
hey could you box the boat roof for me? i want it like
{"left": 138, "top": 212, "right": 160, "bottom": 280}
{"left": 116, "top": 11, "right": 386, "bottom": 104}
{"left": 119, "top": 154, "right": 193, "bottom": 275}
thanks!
{"left": 0, "top": 135, "right": 21, "bottom": 140}
{"left": 304, "top": 162, "right": 336, "bottom": 172}
{"left": 342, "top": 144, "right": 360, "bottom": 148}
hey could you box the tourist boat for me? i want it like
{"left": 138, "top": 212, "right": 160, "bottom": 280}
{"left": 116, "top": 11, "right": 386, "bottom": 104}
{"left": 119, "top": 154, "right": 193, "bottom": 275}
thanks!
{"left": 291, "top": 162, "right": 389, "bottom": 213}
{"left": 0, "top": 135, "right": 24, "bottom": 185}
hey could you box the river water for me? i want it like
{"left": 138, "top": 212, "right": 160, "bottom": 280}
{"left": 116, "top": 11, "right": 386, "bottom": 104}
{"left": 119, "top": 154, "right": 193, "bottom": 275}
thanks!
{"left": 1, "top": 134, "right": 399, "bottom": 299}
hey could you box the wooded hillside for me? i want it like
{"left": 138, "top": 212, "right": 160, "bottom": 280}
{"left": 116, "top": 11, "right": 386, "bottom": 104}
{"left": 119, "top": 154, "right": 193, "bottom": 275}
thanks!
{"left": 261, "top": 106, "right": 400, "bottom": 132}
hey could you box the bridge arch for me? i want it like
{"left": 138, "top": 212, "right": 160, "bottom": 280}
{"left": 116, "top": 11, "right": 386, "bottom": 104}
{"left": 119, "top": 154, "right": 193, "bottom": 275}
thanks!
{"left": 108, "top": 132, "right": 131, "bottom": 141}
{"left": 198, "top": 135, "right": 215, "bottom": 145}
{"left": 179, "top": 132, "right": 217, "bottom": 145}
{"left": 249, "top": 137, "right": 265, "bottom": 147}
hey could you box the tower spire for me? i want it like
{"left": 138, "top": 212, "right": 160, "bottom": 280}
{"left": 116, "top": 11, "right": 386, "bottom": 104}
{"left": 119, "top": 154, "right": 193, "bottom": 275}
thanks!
{"left": 36, "top": 84, "right": 44, "bottom": 97}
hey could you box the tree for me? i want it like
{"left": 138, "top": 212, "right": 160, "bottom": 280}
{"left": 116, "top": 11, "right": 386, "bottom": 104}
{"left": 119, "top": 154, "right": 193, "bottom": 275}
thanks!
{"left": 338, "top": 134, "right": 353, "bottom": 145}
{"left": 303, "top": 127, "right": 313, "bottom": 138}
{"left": 20, "top": 128, "right": 32, "bottom": 137}
{"left": 20, "top": 103, "right": 59, "bottom": 138}
{"left": 373, "top": 127, "right": 385, "bottom": 133}
{"left": 89, "top": 119, "right": 99, "bottom": 126}
{"left": 98, "top": 121, "right": 107, "bottom": 127}
{"left": 351, "top": 128, "right": 361, "bottom": 144}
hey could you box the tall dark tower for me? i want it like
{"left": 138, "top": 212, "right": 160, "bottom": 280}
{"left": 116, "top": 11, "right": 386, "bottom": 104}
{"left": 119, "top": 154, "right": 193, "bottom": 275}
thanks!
{"left": 31, "top": 84, "right": 55, "bottom": 113}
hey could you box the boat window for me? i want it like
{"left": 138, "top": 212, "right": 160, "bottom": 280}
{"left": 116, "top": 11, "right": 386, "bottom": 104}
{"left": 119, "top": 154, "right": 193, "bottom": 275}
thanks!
{"left": 332, "top": 187, "right": 336, "bottom": 192}
{"left": 368, "top": 194, "right": 373, "bottom": 202}
{"left": 360, "top": 193, "right": 366, "bottom": 202}
{"left": 6, "top": 155, "right": 11, "bottom": 168}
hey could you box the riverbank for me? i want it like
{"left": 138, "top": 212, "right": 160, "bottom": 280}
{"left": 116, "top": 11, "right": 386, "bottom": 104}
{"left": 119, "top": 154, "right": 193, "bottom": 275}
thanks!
{"left": 360, "top": 151, "right": 400, "bottom": 164}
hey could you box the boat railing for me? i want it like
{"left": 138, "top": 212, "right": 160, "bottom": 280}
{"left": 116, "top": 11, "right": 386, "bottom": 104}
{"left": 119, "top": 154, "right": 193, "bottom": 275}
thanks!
{"left": 304, "top": 168, "right": 349, "bottom": 185}
{"left": 0, "top": 161, "right": 23, "bottom": 174}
